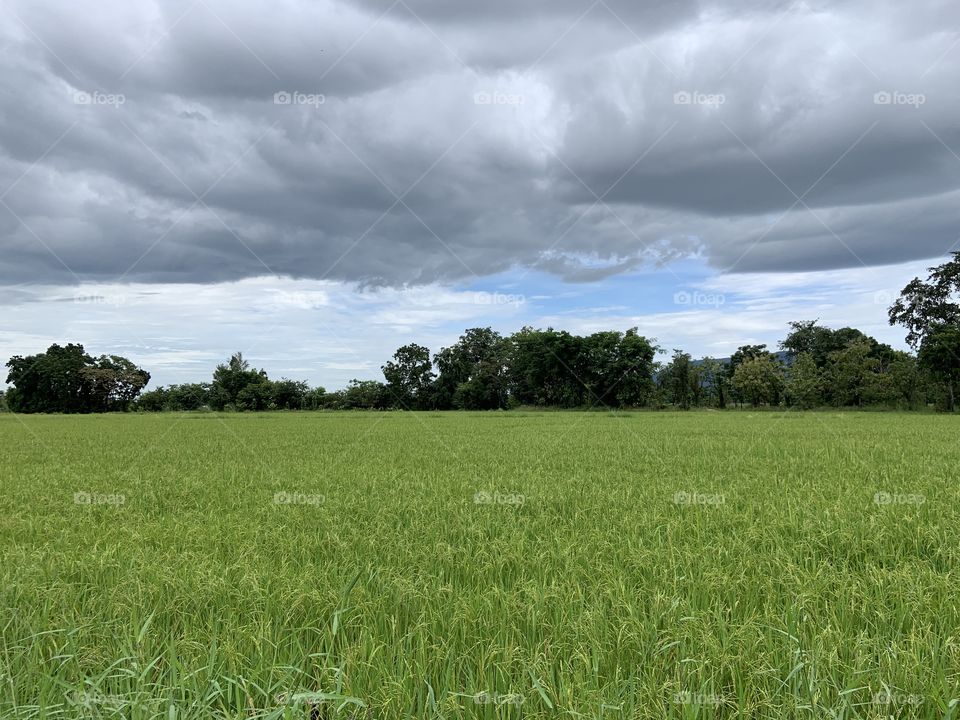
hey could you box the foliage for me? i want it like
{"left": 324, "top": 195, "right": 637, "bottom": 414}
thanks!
{"left": 5, "top": 344, "right": 149, "bottom": 413}
{"left": 382, "top": 343, "right": 435, "bottom": 409}
{"left": 732, "top": 355, "right": 784, "bottom": 407}
{"left": 888, "top": 253, "right": 960, "bottom": 411}
{"left": 785, "top": 352, "right": 822, "bottom": 409}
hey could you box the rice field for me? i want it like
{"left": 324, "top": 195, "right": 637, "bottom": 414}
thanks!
{"left": 1, "top": 411, "right": 958, "bottom": 719}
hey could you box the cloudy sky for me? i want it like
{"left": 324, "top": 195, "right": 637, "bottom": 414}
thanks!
{"left": 1, "top": 0, "right": 958, "bottom": 388}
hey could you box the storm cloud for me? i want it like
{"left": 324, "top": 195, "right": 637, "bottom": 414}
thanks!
{"left": 1, "top": 0, "right": 958, "bottom": 288}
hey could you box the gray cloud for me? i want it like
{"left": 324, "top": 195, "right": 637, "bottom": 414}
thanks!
{"left": 1, "top": 0, "right": 958, "bottom": 289}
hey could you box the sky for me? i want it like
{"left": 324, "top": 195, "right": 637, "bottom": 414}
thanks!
{"left": 1, "top": 0, "right": 958, "bottom": 389}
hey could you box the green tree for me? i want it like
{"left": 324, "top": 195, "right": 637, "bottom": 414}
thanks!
{"left": 235, "top": 379, "right": 274, "bottom": 411}
{"left": 916, "top": 324, "right": 960, "bottom": 411}
{"left": 699, "top": 357, "right": 729, "bottom": 408}
{"left": 211, "top": 352, "right": 267, "bottom": 409}
{"left": 611, "top": 329, "right": 659, "bottom": 408}
{"left": 271, "top": 379, "right": 309, "bottom": 410}
{"left": 304, "top": 386, "right": 328, "bottom": 410}
{"left": 507, "top": 327, "right": 584, "bottom": 407}
{"left": 340, "top": 380, "right": 389, "bottom": 409}
{"left": 889, "top": 252, "right": 960, "bottom": 411}
{"left": 732, "top": 355, "right": 784, "bottom": 407}
{"left": 824, "top": 339, "right": 880, "bottom": 407}
{"left": 382, "top": 343, "right": 435, "bottom": 409}
{"left": 435, "top": 328, "right": 509, "bottom": 410}
{"left": 5, "top": 344, "right": 149, "bottom": 413}
{"left": 660, "top": 349, "right": 696, "bottom": 409}
{"left": 785, "top": 352, "right": 822, "bottom": 409}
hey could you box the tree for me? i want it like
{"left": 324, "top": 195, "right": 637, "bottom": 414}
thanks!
{"left": 435, "top": 328, "right": 509, "bottom": 410}
{"left": 82, "top": 355, "right": 151, "bottom": 411}
{"left": 824, "top": 339, "right": 880, "bottom": 407}
{"left": 785, "top": 352, "right": 822, "bottom": 409}
{"left": 507, "top": 327, "right": 584, "bottom": 407}
{"left": 699, "top": 358, "right": 729, "bottom": 408}
{"left": 211, "top": 352, "right": 267, "bottom": 409}
{"left": 382, "top": 344, "right": 435, "bottom": 409}
{"left": 916, "top": 324, "right": 960, "bottom": 411}
{"left": 780, "top": 321, "right": 836, "bottom": 366}
{"left": 5, "top": 344, "right": 149, "bottom": 413}
{"left": 304, "top": 386, "right": 327, "bottom": 410}
{"left": 889, "top": 252, "right": 960, "bottom": 411}
{"left": 660, "top": 349, "right": 696, "bottom": 409}
{"left": 611, "top": 329, "right": 659, "bottom": 408}
{"left": 340, "top": 380, "right": 388, "bottom": 409}
{"left": 271, "top": 379, "right": 309, "bottom": 410}
{"left": 236, "top": 379, "right": 274, "bottom": 411}
{"left": 732, "top": 355, "right": 784, "bottom": 407}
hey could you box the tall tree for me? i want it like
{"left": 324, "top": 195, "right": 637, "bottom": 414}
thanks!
{"left": 660, "top": 349, "right": 696, "bottom": 409}
{"left": 211, "top": 352, "right": 267, "bottom": 409}
{"left": 435, "top": 328, "right": 509, "bottom": 410}
{"left": 786, "top": 352, "right": 823, "bottom": 409}
{"left": 889, "top": 252, "right": 960, "bottom": 411}
{"left": 382, "top": 343, "right": 435, "bottom": 409}
{"left": 824, "top": 339, "right": 879, "bottom": 407}
{"left": 732, "top": 355, "right": 784, "bottom": 407}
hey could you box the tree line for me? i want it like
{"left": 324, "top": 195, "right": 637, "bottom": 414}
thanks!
{"left": 3, "top": 253, "right": 958, "bottom": 413}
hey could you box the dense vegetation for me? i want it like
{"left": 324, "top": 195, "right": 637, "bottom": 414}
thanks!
{"left": 4, "top": 253, "right": 959, "bottom": 413}
{"left": 2, "top": 411, "right": 957, "bottom": 718}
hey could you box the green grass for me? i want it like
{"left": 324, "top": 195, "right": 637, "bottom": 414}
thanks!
{"left": 0, "top": 411, "right": 958, "bottom": 719}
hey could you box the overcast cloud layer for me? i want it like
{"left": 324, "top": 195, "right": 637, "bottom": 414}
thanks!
{"left": 2, "top": 0, "right": 959, "bottom": 288}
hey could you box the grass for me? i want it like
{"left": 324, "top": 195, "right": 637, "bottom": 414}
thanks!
{"left": 0, "top": 411, "right": 958, "bottom": 719}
